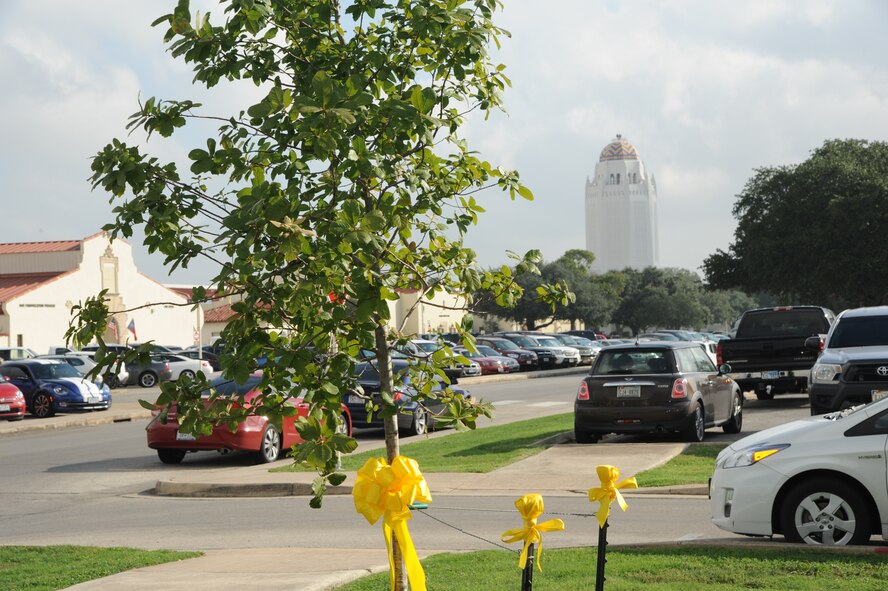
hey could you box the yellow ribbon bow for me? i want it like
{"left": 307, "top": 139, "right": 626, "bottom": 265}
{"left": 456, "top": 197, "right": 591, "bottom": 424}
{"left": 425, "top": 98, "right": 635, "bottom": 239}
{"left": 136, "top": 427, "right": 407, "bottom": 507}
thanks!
{"left": 500, "top": 494, "right": 565, "bottom": 571}
{"left": 587, "top": 464, "right": 638, "bottom": 528}
{"left": 352, "top": 456, "right": 432, "bottom": 591}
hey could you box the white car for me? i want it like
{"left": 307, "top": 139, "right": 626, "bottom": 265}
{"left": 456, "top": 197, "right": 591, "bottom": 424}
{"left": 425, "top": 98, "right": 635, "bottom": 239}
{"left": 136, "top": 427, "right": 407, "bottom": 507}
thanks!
{"left": 159, "top": 354, "right": 213, "bottom": 381}
{"left": 533, "top": 335, "right": 580, "bottom": 366}
{"left": 63, "top": 352, "right": 130, "bottom": 389}
{"left": 710, "top": 396, "right": 888, "bottom": 545}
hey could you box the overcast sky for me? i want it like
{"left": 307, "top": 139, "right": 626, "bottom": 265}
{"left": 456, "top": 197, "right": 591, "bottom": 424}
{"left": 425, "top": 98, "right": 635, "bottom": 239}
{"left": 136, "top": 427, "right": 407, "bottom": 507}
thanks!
{"left": 2, "top": 1, "right": 887, "bottom": 285}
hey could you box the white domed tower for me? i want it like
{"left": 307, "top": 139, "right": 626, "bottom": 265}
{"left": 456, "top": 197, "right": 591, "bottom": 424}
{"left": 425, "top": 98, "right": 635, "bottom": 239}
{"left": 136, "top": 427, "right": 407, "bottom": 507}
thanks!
{"left": 585, "top": 134, "right": 659, "bottom": 272}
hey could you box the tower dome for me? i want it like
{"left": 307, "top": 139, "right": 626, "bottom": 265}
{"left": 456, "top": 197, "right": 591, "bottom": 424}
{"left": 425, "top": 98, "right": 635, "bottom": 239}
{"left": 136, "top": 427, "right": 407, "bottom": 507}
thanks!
{"left": 599, "top": 134, "right": 639, "bottom": 162}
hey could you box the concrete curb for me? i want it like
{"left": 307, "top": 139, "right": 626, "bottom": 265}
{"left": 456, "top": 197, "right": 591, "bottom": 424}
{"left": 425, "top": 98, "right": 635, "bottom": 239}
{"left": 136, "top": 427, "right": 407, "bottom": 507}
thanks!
{"left": 0, "top": 410, "right": 150, "bottom": 437}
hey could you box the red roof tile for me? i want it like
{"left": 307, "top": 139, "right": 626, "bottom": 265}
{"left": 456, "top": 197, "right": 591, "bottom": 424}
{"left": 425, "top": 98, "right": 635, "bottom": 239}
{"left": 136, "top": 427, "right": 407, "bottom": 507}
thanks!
{"left": 0, "top": 241, "right": 81, "bottom": 254}
{"left": 0, "top": 272, "right": 66, "bottom": 304}
{"left": 204, "top": 303, "right": 237, "bottom": 323}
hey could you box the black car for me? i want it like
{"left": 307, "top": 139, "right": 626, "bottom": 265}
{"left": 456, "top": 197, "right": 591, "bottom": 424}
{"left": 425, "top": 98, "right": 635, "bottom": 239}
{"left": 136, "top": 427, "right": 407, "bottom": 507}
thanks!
{"left": 344, "top": 360, "right": 470, "bottom": 436}
{"left": 574, "top": 342, "right": 742, "bottom": 443}
{"left": 180, "top": 349, "right": 221, "bottom": 371}
{"left": 494, "top": 333, "right": 557, "bottom": 368}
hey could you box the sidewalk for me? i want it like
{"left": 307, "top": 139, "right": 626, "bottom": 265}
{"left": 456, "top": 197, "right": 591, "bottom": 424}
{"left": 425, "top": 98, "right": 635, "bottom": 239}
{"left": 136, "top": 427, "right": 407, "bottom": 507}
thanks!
{"left": 68, "top": 440, "right": 698, "bottom": 591}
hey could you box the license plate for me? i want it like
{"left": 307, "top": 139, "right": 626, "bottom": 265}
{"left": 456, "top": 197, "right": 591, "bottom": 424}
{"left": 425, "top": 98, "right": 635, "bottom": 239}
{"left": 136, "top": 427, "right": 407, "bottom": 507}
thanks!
{"left": 176, "top": 431, "right": 196, "bottom": 441}
{"left": 0, "top": 404, "right": 9, "bottom": 412}
{"left": 873, "top": 390, "right": 888, "bottom": 402}
{"left": 348, "top": 395, "right": 364, "bottom": 404}
{"left": 762, "top": 371, "right": 780, "bottom": 380}
{"left": 617, "top": 385, "right": 641, "bottom": 398}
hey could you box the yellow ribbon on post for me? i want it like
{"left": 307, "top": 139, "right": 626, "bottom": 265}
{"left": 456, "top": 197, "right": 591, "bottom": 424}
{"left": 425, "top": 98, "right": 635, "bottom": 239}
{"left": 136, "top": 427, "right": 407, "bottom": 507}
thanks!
{"left": 500, "top": 494, "right": 565, "bottom": 571}
{"left": 352, "top": 456, "right": 432, "bottom": 591}
{"left": 587, "top": 464, "right": 638, "bottom": 528}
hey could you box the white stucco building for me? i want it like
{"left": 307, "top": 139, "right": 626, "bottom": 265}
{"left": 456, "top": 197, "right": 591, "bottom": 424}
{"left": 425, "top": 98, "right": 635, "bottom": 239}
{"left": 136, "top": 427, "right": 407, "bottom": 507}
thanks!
{"left": 0, "top": 233, "right": 197, "bottom": 352}
{"left": 585, "top": 135, "right": 659, "bottom": 272}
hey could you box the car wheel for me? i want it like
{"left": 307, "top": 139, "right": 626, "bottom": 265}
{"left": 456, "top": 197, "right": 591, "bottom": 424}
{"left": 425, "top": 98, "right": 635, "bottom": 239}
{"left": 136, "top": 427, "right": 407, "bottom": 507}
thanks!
{"left": 575, "top": 428, "right": 599, "bottom": 444}
{"left": 781, "top": 478, "right": 871, "bottom": 545}
{"left": 337, "top": 412, "right": 351, "bottom": 437}
{"left": 31, "top": 392, "right": 55, "bottom": 418}
{"left": 157, "top": 449, "right": 186, "bottom": 464}
{"left": 254, "top": 425, "right": 282, "bottom": 463}
{"left": 405, "top": 408, "right": 429, "bottom": 436}
{"left": 105, "top": 374, "right": 120, "bottom": 389}
{"left": 810, "top": 404, "right": 828, "bottom": 416}
{"left": 755, "top": 390, "right": 774, "bottom": 401}
{"left": 683, "top": 403, "right": 705, "bottom": 442}
{"left": 722, "top": 392, "right": 743, "bottom": 434}
{"left": 178, "top": 369, "right": 195, "bottom": 381}
{"left": 138, "top": 371, "right": 158, "bottom": 388}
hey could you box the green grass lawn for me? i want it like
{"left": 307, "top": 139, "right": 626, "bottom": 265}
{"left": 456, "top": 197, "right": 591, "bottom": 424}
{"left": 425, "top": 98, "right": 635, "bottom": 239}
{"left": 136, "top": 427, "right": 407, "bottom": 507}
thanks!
{"left": 274, "top": 413, "right": 574, "bottom": 473}
{"left": 334, "top": 546, "right": 888, "bottom": 591}
{"left": 0, "top": 546, "right": 200, "bottom": 591}
{"left": 634, "top": 444, "right": 724, "bottom": 487}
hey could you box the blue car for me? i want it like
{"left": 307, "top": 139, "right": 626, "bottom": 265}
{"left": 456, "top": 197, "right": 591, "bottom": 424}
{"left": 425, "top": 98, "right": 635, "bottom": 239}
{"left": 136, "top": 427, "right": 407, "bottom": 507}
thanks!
{"left": 344, "top": 359, "right": 469, "bottom": 436}
{"left": 0, "top": 359, "right": 111, "bottom": 418}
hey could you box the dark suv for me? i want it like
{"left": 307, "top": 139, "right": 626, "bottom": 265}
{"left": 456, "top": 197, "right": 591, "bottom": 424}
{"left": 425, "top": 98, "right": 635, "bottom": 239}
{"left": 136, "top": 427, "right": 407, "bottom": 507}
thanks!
{"left": 475, "top": 336, "right": 538, "bottom": 371}
{"left": 808, "top": 306, "right": 888, "bottom": 414}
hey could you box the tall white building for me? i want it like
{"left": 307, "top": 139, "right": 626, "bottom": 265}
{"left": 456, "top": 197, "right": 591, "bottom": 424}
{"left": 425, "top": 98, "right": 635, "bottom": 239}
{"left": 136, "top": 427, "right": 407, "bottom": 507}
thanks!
{"left": 585, "top": 135, "right": 659, "bottom": 273}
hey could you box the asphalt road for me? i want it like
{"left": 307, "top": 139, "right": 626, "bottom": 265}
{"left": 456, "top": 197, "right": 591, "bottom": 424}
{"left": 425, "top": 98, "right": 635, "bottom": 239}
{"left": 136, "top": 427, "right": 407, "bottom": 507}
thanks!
{"left": 0, "top": 376, "right": 811, "bottom": 551}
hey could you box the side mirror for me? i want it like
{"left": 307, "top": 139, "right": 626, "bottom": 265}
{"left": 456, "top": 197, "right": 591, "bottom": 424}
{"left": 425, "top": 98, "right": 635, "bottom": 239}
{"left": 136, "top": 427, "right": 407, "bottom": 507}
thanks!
{"left": 718, "top": 363, "right": 732, "bottom": 375}
{"left": 804, "top": 335, "right": 824, "bottom": 352}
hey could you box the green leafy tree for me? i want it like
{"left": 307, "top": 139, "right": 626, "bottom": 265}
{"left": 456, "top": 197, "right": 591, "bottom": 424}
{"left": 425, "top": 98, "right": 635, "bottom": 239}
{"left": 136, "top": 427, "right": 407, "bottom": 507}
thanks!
{"left": 613, "top": 267, "right": 709, "bottom": 335}
{"left": 703, "top": 139, "right": 888, "bottom": 310}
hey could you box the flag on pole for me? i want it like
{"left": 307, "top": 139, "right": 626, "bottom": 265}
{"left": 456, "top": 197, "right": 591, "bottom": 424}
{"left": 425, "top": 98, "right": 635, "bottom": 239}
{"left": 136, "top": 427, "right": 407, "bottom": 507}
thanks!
{"left": 127, "top": 319, "right": 138, "bottom": 341}
{"left": 109, "top": 316, "right": 119, "bottom": 339}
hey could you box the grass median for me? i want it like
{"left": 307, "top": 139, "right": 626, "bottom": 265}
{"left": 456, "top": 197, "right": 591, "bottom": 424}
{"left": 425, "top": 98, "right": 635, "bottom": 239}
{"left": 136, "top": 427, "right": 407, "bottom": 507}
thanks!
{"left": 274, "top": 413, "right": 574, "bottom": 473}
{"left": 634, "top": 444, "right": 723, "bottom": 487}
{"left": 0, "top": 546, "right": 200, "bottom": 591}
{"left": 334, "top": 546, "right": 888, "bottom": 591}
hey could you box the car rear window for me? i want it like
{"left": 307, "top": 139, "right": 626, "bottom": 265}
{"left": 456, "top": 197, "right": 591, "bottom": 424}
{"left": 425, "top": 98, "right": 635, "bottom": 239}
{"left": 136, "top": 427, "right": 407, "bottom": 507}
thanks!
{"left": 208, "top": 376, "right": 261, "bottom": 397}
{"left": 736, "top": 309, "right": 830, "bottom": 338}
{"left": 828, "top": 316, "right": 888, "bottom": 348}
{"left": 594, "top": 350, "right": 671, "bottom": 375}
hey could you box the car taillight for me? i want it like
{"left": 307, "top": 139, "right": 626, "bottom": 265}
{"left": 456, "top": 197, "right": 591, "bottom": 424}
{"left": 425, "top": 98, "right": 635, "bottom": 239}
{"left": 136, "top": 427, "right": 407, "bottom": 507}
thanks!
{"left": 393, "top": 390, "right": 404, "bottom": 402}
{"left": 716, "top": 341, "right": 723, "bottom": 365}
{"left": 671, "top": 378, "right": 688, "bottom": 399}
{"left": 577, "top": 381, "right": 590, "bottom": 400}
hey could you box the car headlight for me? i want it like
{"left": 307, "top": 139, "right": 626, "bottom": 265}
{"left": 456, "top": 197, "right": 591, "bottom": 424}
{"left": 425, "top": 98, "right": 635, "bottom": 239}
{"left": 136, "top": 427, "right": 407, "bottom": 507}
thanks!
{"left": 52, "top": 385, "right": 69, "bottom": 395}
{"left": 811, "top": 363, "right": 842, "bottom": 384}
{"left": 721, "top": 444, "right": 790, "bottom": 468}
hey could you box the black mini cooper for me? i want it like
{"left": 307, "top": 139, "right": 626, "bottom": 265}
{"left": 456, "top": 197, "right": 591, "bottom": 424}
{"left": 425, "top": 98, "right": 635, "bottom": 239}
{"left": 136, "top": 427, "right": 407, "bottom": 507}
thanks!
{"left": 574, "top": 342, "right": 742, "bottom": 443}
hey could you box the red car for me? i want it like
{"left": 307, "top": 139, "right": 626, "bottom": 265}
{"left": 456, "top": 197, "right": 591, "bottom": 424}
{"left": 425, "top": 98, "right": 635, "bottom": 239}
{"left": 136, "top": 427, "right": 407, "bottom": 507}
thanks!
{"left": 0, "top": 377, "right": 26, "bottom": 421}
{"left": 147, "top": 373, "right": 352, "bottom": 464}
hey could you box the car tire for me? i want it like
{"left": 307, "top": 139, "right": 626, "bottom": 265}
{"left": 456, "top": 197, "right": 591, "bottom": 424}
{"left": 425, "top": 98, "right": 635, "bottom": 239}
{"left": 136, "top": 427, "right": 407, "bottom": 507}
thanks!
{"left": 31, "top": 392, "right": 55, "bottom": 418}
{"left": 755, "top": 390, "right": 775, "bottom": 401}
{"left": 157, "top": 448, "right": 187, "bottom": 464}
{"left": 575, "top": 428, "right": 599, "bottom": 444}
{"left": 780, "top": 478, "right": 872, "bottom": 545}
{"left": 810, "top": 404, "right": 828, "bottom": 416}
{"left": 178, "top": 370, "right": 195, "bottom": 381}
{"left": 105, "top": 374, "right": 121, "bottom": 389}
{"left": 254, "top": 425, "right": 282, "bottom": 464}
{"left": 138, "top": 371, "right": 158, "bottom": 388}
{"left": 683, "top": 403, "right": 705, "bottom": 442}
{"left": 722, "top": 392, "right": 743, "bottom": 434}
{"left": 337, "top": 412, "right": 351, "bottom": 437}
{"left": 404, "top": 408, "right": 429, "bottom": 436}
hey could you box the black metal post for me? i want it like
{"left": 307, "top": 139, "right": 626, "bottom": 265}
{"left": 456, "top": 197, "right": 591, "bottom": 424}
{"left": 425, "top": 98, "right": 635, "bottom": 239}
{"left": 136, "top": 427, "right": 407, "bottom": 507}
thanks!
{"left": 521, "top": 543, "right": 536, "bottom": 591}
{"left": 595, "top": 520, "right": 608, "bottom": 591}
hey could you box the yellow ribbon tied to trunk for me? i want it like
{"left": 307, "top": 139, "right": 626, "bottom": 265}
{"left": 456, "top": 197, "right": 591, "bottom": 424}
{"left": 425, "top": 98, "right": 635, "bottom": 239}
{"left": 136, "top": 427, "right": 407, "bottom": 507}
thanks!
{"left": 501, "top": 494, "right": 565, "bottom": 571}
{"left": 352, "top": 455, "right": 432, "bottom": 591}
{"left": 587, "top": 464, "right": 638, "bottom": 527}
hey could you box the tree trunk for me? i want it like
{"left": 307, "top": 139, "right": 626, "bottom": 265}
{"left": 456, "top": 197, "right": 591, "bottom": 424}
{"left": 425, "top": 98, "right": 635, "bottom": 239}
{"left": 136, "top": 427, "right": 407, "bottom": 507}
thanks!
{"left": 374, "top": 323, "right": 407, "bottom": 591}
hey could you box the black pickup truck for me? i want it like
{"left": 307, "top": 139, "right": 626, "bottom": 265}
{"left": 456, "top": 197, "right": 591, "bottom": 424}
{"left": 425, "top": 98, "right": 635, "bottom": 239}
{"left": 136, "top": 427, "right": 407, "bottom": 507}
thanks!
{"left": 717, "top": 306, "right": 835, "bottom": 400}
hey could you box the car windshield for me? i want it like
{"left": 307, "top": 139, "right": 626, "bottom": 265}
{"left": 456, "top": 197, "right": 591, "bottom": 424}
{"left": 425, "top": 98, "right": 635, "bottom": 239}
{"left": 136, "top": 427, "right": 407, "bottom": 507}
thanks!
{"left": 507, "top": 335, "right": 538, "bottom": 347}
{"left": 488, "top": 339, "right": 519, "bottom": 351}
{"left": 572, "top": 337, "right": 595, "bottom": 346}
{"left": 413, "top": 341, "right": 441, "bottom": 353}
{"left": 31, "top": 363, "right": 83, "bottom": 380}
{"left": 737, "top": 309, "right": 829, "bottom": 338}
{"left": 828, "top": 316, "right": 888, "bottom": 348}
{"left": 594, "top": 350, "right": 671, "bottom": 375}
{"left": 535, "top": 336, "right": 560, "bottom": 346}
{"left": 456, "top": 349, "right": 484, "bottom": 359}
{"left": 207, "top": 376, "right": 261, "bottom": 397}
{"left": 476, "top": 345, "right": 500, "bottom": 357}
